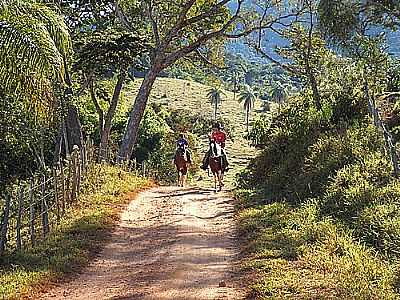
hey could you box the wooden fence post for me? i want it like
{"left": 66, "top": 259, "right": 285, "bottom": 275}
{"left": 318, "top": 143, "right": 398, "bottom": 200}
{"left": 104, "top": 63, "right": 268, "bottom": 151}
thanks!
{"left": 41, "top": 175, "right": 49, "bottom": 237}
{"left": 53, "top": 168, "right": 60, "bottom": 223}
{"left": 60, "top": 163, "right": 66, "bottom": 216}
{"left": 66, "top": 158, "right": 72, "bottom": 203}
{"left": 76, "top": 148, "right": 81, "bottom": 197}
{"left": 134, "top": 159, "right": 138, "bottom": 176}
{"left": 29, "top": 178, "right": 35, "bottom": 247}
{"left": 0, "top": 194, "right": 11, "bottom": 256}
{"left": 142, "top": 161, "right": 146, "bottom": 177}
{"left": 16, "top": 185, "right": 24, "bottom": 251}
{"left": 71, "top": 147, "right": 78, "bottom": 201}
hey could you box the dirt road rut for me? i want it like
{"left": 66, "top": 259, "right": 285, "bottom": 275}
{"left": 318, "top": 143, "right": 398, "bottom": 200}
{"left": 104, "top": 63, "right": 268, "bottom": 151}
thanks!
{"left": 40, "top": 186, "right": 245, "bottom": 300}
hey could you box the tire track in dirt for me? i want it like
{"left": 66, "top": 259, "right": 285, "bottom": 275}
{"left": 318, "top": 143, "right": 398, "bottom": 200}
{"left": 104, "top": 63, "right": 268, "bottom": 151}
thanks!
{"left": 39, "top": 186, "right": 245, "bottom": 300}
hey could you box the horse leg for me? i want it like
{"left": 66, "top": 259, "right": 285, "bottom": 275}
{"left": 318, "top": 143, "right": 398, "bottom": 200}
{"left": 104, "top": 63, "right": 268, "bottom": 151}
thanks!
{"left": 218, "top": 171, "right": 223, "bottom": 191}
{"left": 178, "top": 171, "right": 182, "bottom": 187}
{"left": 183, "top": 174, "right": 187, "bottom": 187}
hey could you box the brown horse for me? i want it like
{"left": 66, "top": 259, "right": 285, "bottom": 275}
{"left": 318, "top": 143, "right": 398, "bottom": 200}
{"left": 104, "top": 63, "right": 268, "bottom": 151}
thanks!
{"left": 208, "top": 140, "right": 225, "bottom": 192}
{"left": 174, "top": 147, "right": 189, "bottom": 187}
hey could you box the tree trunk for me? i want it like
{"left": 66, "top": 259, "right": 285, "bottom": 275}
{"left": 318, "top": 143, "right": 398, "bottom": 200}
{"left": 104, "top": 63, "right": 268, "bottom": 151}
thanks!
{"left": 89, "top": 80, "right": 105, "bottom": 140}
{"left": 53, "top": 125, "right": 63, "bottom": 164}
{"left": 117, "top": 66, "right": 159, "bottom": 162}
{"left": 99, "top": 70, "right": 126, "bottom": 161}
{"left": 65, "top": 105, "right": 84, "bottom": 151}
{"left": 214, "top": 99, "right": 218, "bottom": 120}
{"left": 63, "top": 57, "right": 84, "bottom": 153}
{"left": 233, "top": 77, "right": 237, "bottom": 102}
{"left": 309, "top": 71, "right": 322, "bottom": 110}
{"left": 246, "top": 105, "right": 250, "bottom": 133}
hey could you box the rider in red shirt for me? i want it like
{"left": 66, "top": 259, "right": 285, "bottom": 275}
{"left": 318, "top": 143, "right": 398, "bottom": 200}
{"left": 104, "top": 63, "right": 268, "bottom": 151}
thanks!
{"left": 211, "top": 129, "right": 226, "bottom": 148}
{"left": 201, "top": 123, "right": 229, "bottom": 170}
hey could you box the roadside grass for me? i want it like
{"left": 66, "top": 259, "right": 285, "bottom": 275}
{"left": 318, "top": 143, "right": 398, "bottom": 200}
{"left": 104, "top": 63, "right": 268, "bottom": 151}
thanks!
{"left": 236, "top": 191, "right": 399, "bottom": 300}
{"left": 0, "top": 164, "right": 150, "bottom": 300}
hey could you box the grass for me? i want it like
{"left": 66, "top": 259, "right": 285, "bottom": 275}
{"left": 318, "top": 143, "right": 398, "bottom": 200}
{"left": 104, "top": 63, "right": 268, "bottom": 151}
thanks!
{"left": 236, "top": 192, "right": 399, "bottom": 299}
{"left": 0, "top": 164, "right": 150, "bottom": 300}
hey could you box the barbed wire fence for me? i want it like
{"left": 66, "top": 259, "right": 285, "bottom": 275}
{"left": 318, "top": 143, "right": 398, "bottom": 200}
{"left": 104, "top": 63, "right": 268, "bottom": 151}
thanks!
{"left": 0, "top": 140, "right": 152, "bottom": 257}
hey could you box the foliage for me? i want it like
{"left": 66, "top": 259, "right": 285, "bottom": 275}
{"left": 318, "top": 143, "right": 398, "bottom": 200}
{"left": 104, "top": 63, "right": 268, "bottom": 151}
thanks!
{"left": 237, "top": 34, "right": 400, "bottom": 296}
{"left": 0, "top": 0, "right": 72, "bottom": 110}
{"left": 0, "top": 93, "right": 58, "bottom": 188}
{"left": 318, "top": 0, "right": 400, "bottom": 46}
{"left": 238, "top": 84, "right": 257, "bottom": 110}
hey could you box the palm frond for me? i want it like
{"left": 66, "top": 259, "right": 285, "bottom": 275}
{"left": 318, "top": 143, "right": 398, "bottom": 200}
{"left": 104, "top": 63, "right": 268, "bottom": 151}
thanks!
{"left": 0, "top": 0, "right": 71, "bottom": 111}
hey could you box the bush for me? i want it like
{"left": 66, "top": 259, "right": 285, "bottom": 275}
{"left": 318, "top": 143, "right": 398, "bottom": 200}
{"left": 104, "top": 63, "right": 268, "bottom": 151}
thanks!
{"left": 356, "top": 202, "right": 400, "bottom": 256}
{"left": 321, "top": 152, "right": 392, "bottom": 221}
{"left": 238, "top": 96, "right": 322, "bottom": 201}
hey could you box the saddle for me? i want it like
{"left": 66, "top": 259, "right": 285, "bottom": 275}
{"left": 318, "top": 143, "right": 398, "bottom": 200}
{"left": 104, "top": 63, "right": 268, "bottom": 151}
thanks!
{"left": 176, "top": 146, "right": 188, "bottom": 161}
{"left": 210, "top": 140, "right": 223, "bottom": 158}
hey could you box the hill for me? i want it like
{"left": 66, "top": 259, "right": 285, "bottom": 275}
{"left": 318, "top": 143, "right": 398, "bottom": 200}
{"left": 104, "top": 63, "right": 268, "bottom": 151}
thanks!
{"left": 126, "top": 77, "right": 264, "bottom": 188}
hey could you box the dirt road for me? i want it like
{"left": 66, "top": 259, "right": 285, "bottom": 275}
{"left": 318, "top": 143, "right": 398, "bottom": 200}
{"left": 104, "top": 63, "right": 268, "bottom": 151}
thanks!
{"left": 40, "top": 186, "right": 245, "bottom": 300}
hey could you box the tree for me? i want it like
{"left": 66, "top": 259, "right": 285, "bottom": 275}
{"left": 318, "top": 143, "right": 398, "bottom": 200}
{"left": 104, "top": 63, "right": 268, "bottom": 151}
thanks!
{"left": 242, "top": 0, "right": 325, "bottom": 110}
{"left": 239, "top": 84, "right": 257, "bottom": 133}
{"left": 270, "top": 83, "right": 288, "bottom": 113}
{"left": 74, "top": 28, "right": 148, "bottom": 160}
{"left": 318, "top": 0, "right": 400, "bottom": 47}
{"left": 227, "top": 71, "right": 239, "bottom": 101}
{"left": 115, "top": 0, "right": 297, "bottom": 161}
{"left": 0, "top": 0, "right": 72, "bottom": 110}
{"left": 207, "top": 87, "right": 226, "bottom": 120}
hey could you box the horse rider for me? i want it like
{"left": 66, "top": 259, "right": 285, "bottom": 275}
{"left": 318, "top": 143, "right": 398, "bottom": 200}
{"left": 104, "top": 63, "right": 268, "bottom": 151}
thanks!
{"left": 201, "top": 123, "right": 229, "bottom": 171}
{"left": 175, "top": 133, "right": 192, "bottom": 164}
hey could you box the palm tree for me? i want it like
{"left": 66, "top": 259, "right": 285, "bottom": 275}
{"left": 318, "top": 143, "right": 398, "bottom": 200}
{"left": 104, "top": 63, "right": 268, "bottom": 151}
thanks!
{"left": 0, "top": 0, "right": 72, "bottom": 110}
{"left": 270, "top": 83, "right": 288, "bottom": 113}
{"left": 207, "top": 87, "right": 226, "bottom": 120}
{"left": 228, "top": 71, "right": 239, "bottom": 101}
{"left": 239, "top": 85, "right": 257, "bottom": 133}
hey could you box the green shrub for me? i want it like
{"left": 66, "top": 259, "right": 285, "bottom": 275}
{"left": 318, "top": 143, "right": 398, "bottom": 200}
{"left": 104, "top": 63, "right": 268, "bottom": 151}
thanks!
{"left": 356, "top": 189, "right": 400, "bottom": 256}
{"left": 321, "top": 152, "right": 392, "bottom": 221}
{"left": 294, "top": 123, "right": 384, "bottom": 199}
{"left": 239, "top": 96, "right": 322, "bottom": 201}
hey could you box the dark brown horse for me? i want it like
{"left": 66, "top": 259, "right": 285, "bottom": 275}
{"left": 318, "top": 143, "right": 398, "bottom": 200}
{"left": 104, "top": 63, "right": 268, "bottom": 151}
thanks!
{"left": 208, "top": 139, "right": 225, "bottom": 192}
{"left": 174, "top": 147, "right": 189, "bottom": 187}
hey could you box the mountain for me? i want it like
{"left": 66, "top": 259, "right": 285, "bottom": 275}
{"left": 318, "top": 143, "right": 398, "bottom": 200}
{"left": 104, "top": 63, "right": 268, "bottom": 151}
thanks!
{"left": 387, "top": 31, "right": 400, "bottom": 56}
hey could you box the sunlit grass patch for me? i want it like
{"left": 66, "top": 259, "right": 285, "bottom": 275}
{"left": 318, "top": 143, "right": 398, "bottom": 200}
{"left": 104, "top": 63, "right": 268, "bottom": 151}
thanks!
{"left": 0, "top": 164, "right": 149, "bottom": 300}
{"left": 237, "top": 193, "right": 399, "bottom": 299}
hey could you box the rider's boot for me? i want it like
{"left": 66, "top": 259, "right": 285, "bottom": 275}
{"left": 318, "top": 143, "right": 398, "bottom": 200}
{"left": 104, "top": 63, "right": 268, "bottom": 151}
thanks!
{"left": 186, "top": 150, "right": 192, "bottom": 164}
{"left": 201, "top": 151, "right": 210, "bottom": 170}
{"left": 223, "top": 155, "right": 229, "bottom": 171}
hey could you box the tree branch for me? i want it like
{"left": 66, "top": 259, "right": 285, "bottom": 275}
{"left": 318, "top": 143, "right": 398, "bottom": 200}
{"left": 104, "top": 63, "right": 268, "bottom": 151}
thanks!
{"left": 162, "top": 0, "right": 243, "bottom": 67}
{"left": 89, "top": 79, "right": 105, "bottom": 134}
{"left": 195, "top": 49, "right": 229, "bottom": 70}
{"left": 146, "top": 0, "right": 161, "bottom": 47}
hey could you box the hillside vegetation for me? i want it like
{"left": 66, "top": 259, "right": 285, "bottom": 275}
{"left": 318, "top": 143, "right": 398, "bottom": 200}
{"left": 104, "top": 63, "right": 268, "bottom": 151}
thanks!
{"left": 127, "top": 77, "right": 264, "bottom": 188}
{"left": 236, "top": 67, "right": 400, "bottom": 298}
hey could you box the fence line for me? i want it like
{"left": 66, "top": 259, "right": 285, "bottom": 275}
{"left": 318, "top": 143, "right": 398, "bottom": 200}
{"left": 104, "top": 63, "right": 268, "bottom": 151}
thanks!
{"left": 0, "top": 141, "right": 155, "bottom": 256}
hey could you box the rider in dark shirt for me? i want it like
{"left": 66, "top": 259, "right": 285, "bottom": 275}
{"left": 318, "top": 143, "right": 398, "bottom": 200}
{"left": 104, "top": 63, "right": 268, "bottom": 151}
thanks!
{"left": 176, "top": 133, "right": 192, "bottom": 164}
